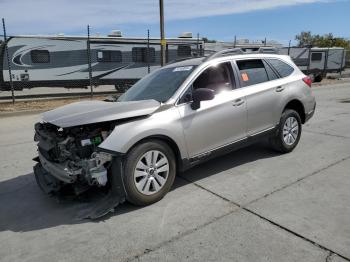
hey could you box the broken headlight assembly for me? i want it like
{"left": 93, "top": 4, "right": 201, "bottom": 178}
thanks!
{"left": 33, "top": 122, "right": 115, "bottom": 194}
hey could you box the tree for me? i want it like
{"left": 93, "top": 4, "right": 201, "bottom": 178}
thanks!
{"left": 295, "top": 31, "right": 350, "bottom": 49}
{"left": 295, "top": 31, "right": 314, "bottom": 47}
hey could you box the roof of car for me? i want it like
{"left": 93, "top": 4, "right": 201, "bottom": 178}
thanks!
{"left": 164, "top": 53, "right": 290, "bottom": 68}
{"left": 164, "top": 57, "right": 205, "bottom": 68}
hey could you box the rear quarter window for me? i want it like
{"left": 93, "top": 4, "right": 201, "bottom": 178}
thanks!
{"left": 266, "top": 59, "right": 294, "bottom": 78}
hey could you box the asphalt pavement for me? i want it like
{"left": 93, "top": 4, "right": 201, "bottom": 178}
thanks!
{"left": 0, "top": 82, "right": 349, "bottom": 262}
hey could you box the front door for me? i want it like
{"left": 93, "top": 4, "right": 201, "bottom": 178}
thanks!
{"left": 177, "top": 62, "right": 247, "bottom": 158}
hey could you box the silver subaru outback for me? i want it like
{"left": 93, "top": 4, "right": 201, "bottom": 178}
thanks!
{"left": 33, "top": 50, "right": 316, "bottom": 213}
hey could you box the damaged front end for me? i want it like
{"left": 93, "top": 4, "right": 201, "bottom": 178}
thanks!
{"left": 33, "top": 121, "right": 126, "bottom": 219}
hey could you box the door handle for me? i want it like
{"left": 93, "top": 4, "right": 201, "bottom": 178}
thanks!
{"left": 276, "top": 86, "right": 285, "bottom": 92}
{"left": 232, "top": 99, "right": 245, "bottom": 107}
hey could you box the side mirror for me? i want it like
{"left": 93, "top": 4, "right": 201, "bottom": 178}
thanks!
{"left": 191, "top": 88, "right": 215, "bottom": 110}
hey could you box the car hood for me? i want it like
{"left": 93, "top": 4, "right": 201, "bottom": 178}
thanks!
{"left": 42, "top": 99, "right": 161, "bottom": 128}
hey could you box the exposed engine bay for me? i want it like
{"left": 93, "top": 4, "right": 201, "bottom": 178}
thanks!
{"left": 33, "top": 121, "right": 128, "bottom": 219}
{"left": 32, "top": 99, "right": 161, "bottom": 219}
{"left": 34, "top": 121, "right": 116, "bottom": 193}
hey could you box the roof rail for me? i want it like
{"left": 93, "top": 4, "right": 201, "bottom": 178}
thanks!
{"left": 258, "top": 47, "right": 278, "bottom": 54}
{"left": 166, "top": 56, "right": 196, "bottom": 65}
{"left": 203, "top": 48, "right": 244, "bottom": 62}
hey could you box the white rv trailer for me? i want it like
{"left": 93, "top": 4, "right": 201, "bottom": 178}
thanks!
{"left": 279, "top": 47, "right": 346, "bottom": 82}
{"left": 0, "top": 34, "right": 203, "bottom": 90}
{"left": 205, "top": 42, "right": 346, "bottom": 82}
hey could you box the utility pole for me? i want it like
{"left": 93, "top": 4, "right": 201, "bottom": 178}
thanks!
{"left": 159, "top": 0, "right": 166, "bottom": 66}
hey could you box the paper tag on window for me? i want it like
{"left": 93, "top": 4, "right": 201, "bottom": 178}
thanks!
{"left": 173, "top": 66, "right": 193, "bottom": 72}
{"left": 241, "top": 73, "right": 249, "bottom": 82}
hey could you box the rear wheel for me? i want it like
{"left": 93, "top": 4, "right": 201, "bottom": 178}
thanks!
{"left": 270, "top": 109, "right": 302, "bottom": 153}
{"left": 123, "top": 140, "right": 176, "bottom": 206}
{"left": 314, "top": 74, "right": 323, "bottom": 83}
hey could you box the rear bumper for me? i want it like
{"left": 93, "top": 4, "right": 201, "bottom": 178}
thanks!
{"left": 305, "top": 102, "right": 316, "bottom": 123}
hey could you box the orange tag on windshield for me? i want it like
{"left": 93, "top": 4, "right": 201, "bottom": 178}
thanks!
{"left": 241, "top": 73, "right": 249, "bottom": 82}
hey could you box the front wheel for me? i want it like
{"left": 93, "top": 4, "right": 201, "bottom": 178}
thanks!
{"left": 123, "top": 140, "right": 176, "bottom": 206}
{"left": 269, "top": 109, "right": 302, "bottom": 153}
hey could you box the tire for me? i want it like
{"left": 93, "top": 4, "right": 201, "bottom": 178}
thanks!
{"left": 123, "top": 140, "right": 176, "bottom": 206}
{"left": 314, "top": 74, "right": 323, "bottom": 83}
{"left": 269, "top": 109, "right": 302, "bottom": 153}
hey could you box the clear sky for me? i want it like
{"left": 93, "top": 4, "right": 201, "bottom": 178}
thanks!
{"left": 0, "top": 0, "right": 349, "bottom": 45}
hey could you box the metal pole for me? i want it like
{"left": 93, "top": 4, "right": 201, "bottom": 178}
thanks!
{"left": 196, "top": 33, "right": 200, "bottom": 56}
{"left": 159, "top": 0, "right": 166, "bottom": 66}
{"left": 264, "top": 37, "right": 267, "bottom": 46}
{"left": 339, "top": 48, "right": 345, "bottom": 78}
{"left": 87, "top": 25, "right": 93, "bottom": 99}
{"left": 234, "top": 35, "right": 236, "bottom": 48}
{"left": 147, "top": 29, "right": 150, "bottom": 74}
{"left": 306, "top": 47, "right": 311, "bottom": 77}
{"left": 288, "top": 40, "right": 291, "bottom": 55}
{"left": 2, "top": 18, "right": 15, "bottom": 104}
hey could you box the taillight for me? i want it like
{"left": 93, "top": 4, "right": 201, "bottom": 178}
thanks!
{"left": 303, "top": 76, "right": 312, "bottom": 87}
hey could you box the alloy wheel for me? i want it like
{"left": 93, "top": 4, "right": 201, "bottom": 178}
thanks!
{"left": 283, "top": 116, "right": 299, "bottom": 146}
{"left": 133, "top": 150, "right": 169, "bottom": 195}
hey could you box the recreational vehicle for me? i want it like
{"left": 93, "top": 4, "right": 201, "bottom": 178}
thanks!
{"left": 279, "top": 47, "right": 346, "bottom": 82}
{"left": 205, "top": 42, "right": 346, "bottom": 82}
{"left": 0, "top": 33, "right": 203, "bottom": 91}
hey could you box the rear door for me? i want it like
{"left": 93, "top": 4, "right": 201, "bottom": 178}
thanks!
{"left": 234, "top": 58, "right": 282, "bottom": 136}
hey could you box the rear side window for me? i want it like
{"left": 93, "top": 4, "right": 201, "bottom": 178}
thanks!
{"left": 132, "top": 47, "right": 155, "bottom": 63}
{"left": 31, "top": 50, "right": 50, "bottom": 63}
{"left": 97, "top": 50, "right": 122, "bottom": 62}
{"left": 266, "top": 59, "right": 294, "bottom": 78}
{"left": 237, "top": 59, "right": 268, "bottom": 87}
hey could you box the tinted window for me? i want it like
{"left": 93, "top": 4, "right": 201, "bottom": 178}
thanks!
{"left": 237, "top": 59, "right": 268, "bottom": 87}
{"left": 31, "top": 50, "right": 50, "bottom": 63}
{"left": 118, "top": 65, "right": 196, "bottom": 102}
{"left": 311, "top": 52, "right": 322, "bottom": 61}
{"left": 177, "top": 45, "right": 192, "bottom": 57}
{"left": 97, "top": 51, "right": 122, "bottom": 62}
{"left": 266, "top": 59, "right": 294, "bottom": 78}
{"left": 132, "top": 47, "right": 155, "bottom": 63}
{"left": 263, "top": 60, "right": 279, "bottom": 81}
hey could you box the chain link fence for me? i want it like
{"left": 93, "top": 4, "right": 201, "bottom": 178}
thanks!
{"left": 0, "top": 18, "right": 349, "bottom": 104}
{"left": 0, "top": 19, "right": 204, "bottom": 103}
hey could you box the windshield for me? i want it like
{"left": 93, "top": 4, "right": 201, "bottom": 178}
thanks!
{"left": 118, "top": 65, "right": 196, "bottom": 102}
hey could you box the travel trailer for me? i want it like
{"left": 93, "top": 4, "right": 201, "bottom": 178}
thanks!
{"left": 205, "top": 42, "right": 346, "bottom": 82}
{"left": 0, "top": 33, "right": 203, "bottom": 91}
{"left": 279, "top": 47, "right": 346, "bottom": 82}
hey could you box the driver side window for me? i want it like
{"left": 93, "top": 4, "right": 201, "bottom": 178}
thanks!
{"left": 179, "top": 62, "right": 235, "bottom": 104}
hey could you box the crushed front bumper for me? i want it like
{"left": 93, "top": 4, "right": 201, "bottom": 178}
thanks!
{"left": 38, "top": 151, "right": 80, "bottom": 183}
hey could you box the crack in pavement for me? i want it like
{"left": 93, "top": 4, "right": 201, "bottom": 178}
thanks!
{"left": 247, "top": 155, "right": 350, "bottom": 206}
{"left": 0, "top": 140, "right": 34, "bottom": 148}
{"left": 126, "top": 202, "right": 238, "bottom": 262}
{"left": 126, "top": 155, "right": 350, "bottom": 261}
{"left": 304, "top": 129, "right": 350, "bottom": 139}
{"left": 326, "top": 251, "right": 335, "bottom": 262}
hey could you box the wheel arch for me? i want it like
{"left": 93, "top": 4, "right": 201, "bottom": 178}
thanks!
{"left": 126, "top": 134, "right": 185, "bottom": 173}
{"left": 283, "top": 99, "right": 306, "bottom": 123}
